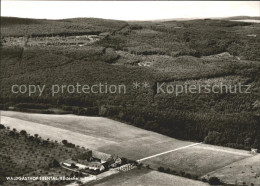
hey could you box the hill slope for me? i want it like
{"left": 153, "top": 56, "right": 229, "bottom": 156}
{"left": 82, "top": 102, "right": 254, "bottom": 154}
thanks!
{"left": 1, "top": 17, "right": 260, "bottom": 151}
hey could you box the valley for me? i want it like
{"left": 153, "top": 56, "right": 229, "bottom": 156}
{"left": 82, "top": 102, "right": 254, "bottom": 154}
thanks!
{"left": 1, "top": 15, "right": 260, "bottom": 185}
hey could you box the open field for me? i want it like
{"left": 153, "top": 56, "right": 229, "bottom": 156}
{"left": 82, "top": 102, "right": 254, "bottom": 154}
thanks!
{"left": 1, "top": 111, "right": 194, "bottom": 160}
{"left": 141, "top": 144, "right": 252, "bottom": 176}
{"left": 203, "top": 154, "right": 260, "bottom": 186}
{"left": 1, "top": 115, "right": 118, "bottom": 150}
{"left": 88, "top": 168, "right": 209, "bottom": 186}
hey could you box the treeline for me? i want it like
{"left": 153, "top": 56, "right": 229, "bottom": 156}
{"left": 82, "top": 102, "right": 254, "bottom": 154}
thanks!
{"left": 1, "top": 17, "right": 127, "bottom": 37}
{"left": 14, "top": 103, "right": 49, "bottom": 109}
{"left": 98, "top": 105, "right": 260, "bottom": 150}
{"left": 2, "top": 99, "right": 259, "bottom": 151}
{"left": 29, "top": 31, "right": 101, "bottom": 38}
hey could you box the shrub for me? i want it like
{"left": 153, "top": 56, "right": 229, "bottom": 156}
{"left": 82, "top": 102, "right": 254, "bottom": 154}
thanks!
{"left": 28, "top": 136, "right": 35, "bottom": 141}
{"left": 49, "top": 159, "right": 60, "bottom": 168}
{"left": 129, "top": 24, "right": 143, "bottom": 30}
{"left": 185, "top": 173, "right": 192, "bottom": 178}
{"left": 158, "top": 167, "right": 164, "bottom": 172}
{"left": 65, "top": 142, "right": 76, "bottom": 148}
{"left": 180, "top": 171, "right": 186, "bottom": 176}
{"left": 62, "top": 140, "right": 68, "bottom": 145}
{"left": 0, "top": 124, "right": 5, "bottom": 129}
{"left": 209, "top": 177, "right": 222, "bottom": 185}
{"left": 165, "top": 168, "right": 171, "bottom": 173}
{"left": 9, "top": 131, "right": 16, "bottom": 137}
{"left": 20, "top": 130, "right": 27, "bottom": 135}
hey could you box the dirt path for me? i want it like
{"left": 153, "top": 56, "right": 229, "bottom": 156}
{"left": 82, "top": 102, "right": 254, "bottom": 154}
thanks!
{"left": 137, "top": 143, "right": 202, "bottom": 162}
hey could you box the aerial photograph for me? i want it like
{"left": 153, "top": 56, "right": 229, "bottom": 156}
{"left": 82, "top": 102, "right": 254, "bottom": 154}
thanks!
{"left": 0, "top": 1, "right": 260, "bottom": 186}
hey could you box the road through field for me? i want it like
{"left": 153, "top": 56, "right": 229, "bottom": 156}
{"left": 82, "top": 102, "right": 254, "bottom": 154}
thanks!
{"left": 137, "top": 143, "right": 202, "bottom": 162}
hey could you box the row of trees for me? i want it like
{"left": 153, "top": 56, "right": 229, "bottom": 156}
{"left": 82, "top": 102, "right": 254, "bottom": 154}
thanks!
{"left": 99, "top": 105, "right": 260, "bottom": 150}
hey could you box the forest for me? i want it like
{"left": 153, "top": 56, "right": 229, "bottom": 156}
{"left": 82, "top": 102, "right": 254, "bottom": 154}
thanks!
{"left": 1, "top": 17, "right": 260, "bottom": 151}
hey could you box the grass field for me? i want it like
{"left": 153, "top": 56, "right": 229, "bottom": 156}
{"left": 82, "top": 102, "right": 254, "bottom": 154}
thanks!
{"left": 141, "top": 144, "right": 252, "bottom": 176}
{"left": 202, "top": 154, "right": 260, "bottom": 186}
{"left": 88, "top": 168, "right": 209, "bottom": 186}
{"left": 1, "top": 115, "right": 118, "bottom": 150}
{"left": 1, "top": 111, "right": 194, "bottom": 160}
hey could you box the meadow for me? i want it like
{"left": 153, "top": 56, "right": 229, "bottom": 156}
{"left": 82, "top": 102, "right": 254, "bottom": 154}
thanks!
{"left": 203, "top": 154, "right": 260, "bottom": 186}
{"left": 141, "top": 144, "right": 252, "bottom": 177}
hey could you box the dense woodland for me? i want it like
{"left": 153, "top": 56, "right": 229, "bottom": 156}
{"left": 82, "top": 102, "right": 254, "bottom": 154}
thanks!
{"left": 1, "top": 17, "right": 260, "bottom": 151}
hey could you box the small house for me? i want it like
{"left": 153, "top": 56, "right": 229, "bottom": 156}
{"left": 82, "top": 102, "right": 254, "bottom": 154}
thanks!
{"left": 77, "top": 163, "right": 88, "bottom": 170}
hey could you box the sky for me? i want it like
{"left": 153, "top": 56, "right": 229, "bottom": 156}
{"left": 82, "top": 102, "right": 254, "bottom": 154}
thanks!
{"left": 1, "top": 1, "right": 259, "bottom": 21}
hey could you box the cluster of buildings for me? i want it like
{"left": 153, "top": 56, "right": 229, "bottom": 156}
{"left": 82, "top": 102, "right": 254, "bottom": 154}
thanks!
{"left": 62, "top": 150, "right": 123, "bottom": 175}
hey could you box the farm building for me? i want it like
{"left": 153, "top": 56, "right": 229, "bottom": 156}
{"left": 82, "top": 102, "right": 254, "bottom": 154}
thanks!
{"left": 63, "top": 159, "right": 105, "bottom": 172}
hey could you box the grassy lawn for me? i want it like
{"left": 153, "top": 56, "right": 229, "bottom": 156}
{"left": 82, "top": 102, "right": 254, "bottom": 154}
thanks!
{"left": 141, "top": 144, "right": 252, "bottom": 177}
